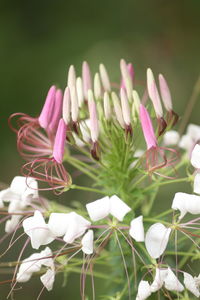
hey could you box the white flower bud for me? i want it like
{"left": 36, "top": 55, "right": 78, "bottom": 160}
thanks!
{"left": 94, "top": 73, "right": 102, "bottom": 99}
{"left": 63, "top": 87, "right": 71, "bottom": 125}
{"left": 67, "top": 65, "right": 76, "bottom": 89}
{"left": 71, "top": 86, "right": 79, "bottom": 122}
{"left": 120, "top": 88, "right": 131, "bottom": 126}
{"left": 120, "top": 59, "right": 133, "bottom": 100}
{"left": 103, "top": 92, "right": 111, "bottom": 121}
{"left": 99, "top": 64, "right": 111, "bottom": 92}
{"left": 112, "top": 92, "right": 125, "bottom": 129}
{"left": 76, "top": 77, "right": 84, "bottom": 107}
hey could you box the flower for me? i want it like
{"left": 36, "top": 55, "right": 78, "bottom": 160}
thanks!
{"left": 145, "top": 223, "right": 171, "bottom": 259}
{"left": 86, "top": 195, "right": 131, "bottom": 222}
{"left": 17, "top": 247, "right": 55, "bottom": 291}
{"left": 22, "top": 119, "right": 71, "bottom": 193}
{"left": 171, "top": 192, "right": 200, "bottom": 220}
{"left": 179, "top": 124, "right": 200, "bottom": 154}
{"left": 139, "top": 104, "right": 178, "bottom": 174}
{"left": 47, "top": 211, "right": 91, "bottom": 244}
{"left": 184, "top": 272, "right": 200, "bottom": 297}
{"left": 0, "top": 176, "right": 39, "bottom": 233}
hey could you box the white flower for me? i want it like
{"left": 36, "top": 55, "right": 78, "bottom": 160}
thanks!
{"left": 17, "top": 247, "right": 55, "bottom": 291}
{"left": 163, "top": 130, "right": 180, "bottom": 146}
{"left": 136, "top": 280, "right": 152, "bottom": 300}
{"left": 150, "top": 268, "right": 168, "bottom": 292}
{"left": 0, "top": 176, "right": 39, "bottom": 233}
{"left": 129, "top": 216, "right": 144, "bottom": 242}
{"left": 179, "top": 124, "right": 200, "bottom": 153}
{"left": 86, "top": 195, "right": 131, "bottom": 222}
{"left": 184, "top": 272, "right": 200, "bottom": 297}
{"left": 191, "top": 144, "right": 200, "bottom": 169}
{"left": 194, "top": 173, "right": 200, "bottom": 194}
{"left": 81, "top": 230, "right": 94, "bottom": 254}
{"left": 145, "top": 223, "right": 171, "bottom": 259}
{"left": 63, "top": 212, "right": 91, "bottom": 244}
{"left": 23, "top": 211, "right": 54, "bottom": 249}
{"left": 17, "top": 247, "right": 53, "bottom": 283}
{"left": 164, "top": 267, "right": 184, "bottom": 292}
{"left": 172, "top": 192, "right": 200, "bottom": 219}
{"left": 0, "top": 176, "right": 38, "bottom": 204}
{"left": 17, "top": 252, "right": 42, "bottom": 282}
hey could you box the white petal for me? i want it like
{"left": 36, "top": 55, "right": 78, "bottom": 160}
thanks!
{"left": 150, "top": 268, "right": 168, "bottom": 292}
{"left": 17, "top": 253, "right": 42, "bottom": 282}
{"left": 129, "top": 216, "right": 144, "bottom": 242}
{"left": 109, "top": 195, "right": 131, "bottom": 221}
{"left": 145, "top": 223, "right": 171, "bottom": 259}
{"left": 23, "top": 211, "right": 54, "bottom": 249}
{"left": 163, "top": 130, "right": 180, "bottom": 146}
{"left": 82, "top": 230, "right": 94, "bottom": 255}
{"left": 136, "top": 280, "right": 152, "bottom": 300}
{"left": 191, "top": 144, "right": 200, "bottom": 169}
{"left": 39, "top": 247, "right": 54, "bottom": 268}
{"left": 164, "top": 268, "right": 184, "bottom": 292}
{"left": 184, "top": 272, "right": 200, "bottom": 297}
{"left": 10, "top": 176, "right": 38, "bottom": 199}
{"left": 86, "top": 196, "right": 110, "bottom": 221}
{"left": 0, "top": 188, "right": 20, "bottom": 202}
{"left": 172, "top": 192, "right": 200, "bottom": 219}
{"left": 5, "top": 215, "right": 21, "bottom": 233}
{"left": 48, "top": 213, "right": 70, "bottom": 237}
{"left": 21, "top": 177, "right": 38, "bottom": 202}
{"left": 40, "top": 268, "right": 55, "bottom": 291}
{"left": 187, "top": 124, "right": 200, "bottom": 141}
{"left": 194, "top": 173, "right": 200, "bottom": 194}
{"left": 179, "top": 134, "right": 193, "bottom": 151}
{"left": 63, "top": 212, "right": 91, "bottom": 244}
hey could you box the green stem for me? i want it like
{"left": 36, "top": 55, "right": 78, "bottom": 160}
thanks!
{"left": 71, "top": 184, "right": 106, "bottom": 195}
{"left": 65, "top": 156, "right": 97, "bottom": 180}
{"left": 144, "top": 177, "right": 189, "bottom": 192}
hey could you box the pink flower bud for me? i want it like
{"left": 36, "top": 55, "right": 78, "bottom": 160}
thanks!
{"left": 53, "top": 119, "right": 67, "bottom": 164}
{"left": 48, "top": 89, "right": 63, "bottom": 133}
{"left": 38, "top": 86, "right": 56, "bottom": 129}
{"left": 139, "top": 104, "right": 157, "bottom": 149}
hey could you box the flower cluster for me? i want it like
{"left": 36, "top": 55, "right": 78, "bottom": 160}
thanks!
{"left": 2, "top": 59, "right": 200, "bottom": 299}
{"left": 9, "top": 59, "right": 180, "bottom": 194}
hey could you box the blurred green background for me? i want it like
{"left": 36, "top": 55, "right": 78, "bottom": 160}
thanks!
{"left": 1, "top": 0, "right": 200, "bottom": 299}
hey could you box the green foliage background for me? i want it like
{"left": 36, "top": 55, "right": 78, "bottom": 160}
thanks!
{"left": 0, "top": 0, "right": 200, "bottom": 299}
